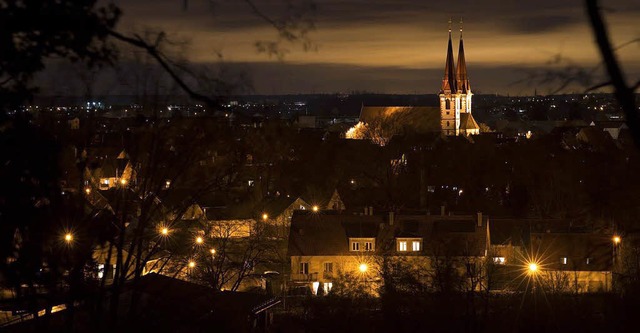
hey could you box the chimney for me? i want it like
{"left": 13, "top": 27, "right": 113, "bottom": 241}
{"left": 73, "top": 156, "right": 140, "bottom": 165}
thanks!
{"left": 388, "top": 211, "right": 395, "bottom": 226}
{"left": 477, "top": 212, "right": 483, "bottom": 227}
{"left": 440, "top": 205, "right": 445, "bottom": 216}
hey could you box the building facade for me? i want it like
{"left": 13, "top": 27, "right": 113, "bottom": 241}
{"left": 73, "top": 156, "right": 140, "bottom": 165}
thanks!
{"left": 439, "top": 24, "right": 479, "bottom": 136}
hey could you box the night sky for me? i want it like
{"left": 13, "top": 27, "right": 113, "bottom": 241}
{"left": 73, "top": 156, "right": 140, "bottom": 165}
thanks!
{"left": 49, "top": 0, "right": 640, "bottom": 96}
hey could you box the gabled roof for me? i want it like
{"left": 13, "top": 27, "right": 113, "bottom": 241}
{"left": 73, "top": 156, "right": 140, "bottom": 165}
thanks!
{"left": 259, "top": 196, "right": 309, "bottom": 218}
{"left": 459, "top": 113, "right": 480, "bottom": 130}
{"left": 288, "top": 211, "right": 383, "bottom": 256}
{"left": 530, "top": 233, "right": 612, "bottom": 272}
{"left": 288, "top": 212, "right": 487, "bottom": 258}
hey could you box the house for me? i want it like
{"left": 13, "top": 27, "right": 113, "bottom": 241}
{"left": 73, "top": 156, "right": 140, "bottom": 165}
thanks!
{"left": 488, "top": 218, "right": 615, "bottom": 293}
{"left": 529, "top": 232, "right": 613, "bottom": 293}
{"left": 85, "top": 148, "right": 134, "bottom": 190}
{"left": 287, "top": 210, "right": 489, "bottom": 295}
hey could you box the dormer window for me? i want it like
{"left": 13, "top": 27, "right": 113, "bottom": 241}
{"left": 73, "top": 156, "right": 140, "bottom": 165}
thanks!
{"left": 397, "top": 238, "right": 422, "bottom": 252}
{"left": 350, "top": 238, "right": 375, "bottom": 252}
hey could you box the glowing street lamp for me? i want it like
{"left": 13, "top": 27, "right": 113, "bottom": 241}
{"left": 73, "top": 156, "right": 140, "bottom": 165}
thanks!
{"left": 188, "top": 261, "right": 196, "bottom": 268}
{"left": 64, "top": 233, "right": 73, "bottom": 243}
{"left": 262, "top": 213, "right": 268, "bottom": 221}
{"left": 120, "top": 178, "right": 127, "bottom": 186}
{"left": 359, "top": 263, "right": 368, "bottom": 273}
{"left": 160, "top": 227, "right": 169, "bottom": 236}
{"left": 613, "top": 236, "right": 621, "bottom": 245}
{"left": 195, "top": 236, "right": 204, "bottom": 245}
{"left": 84, "top": 187, "right": 91, "bottom": 195}
{"left": 210, "top": 248, "right": 216, "bottom": 255}
{"left": 312, "top": 205, "right": 319, "bottom": 212}
{"left": 527, "top": 262, "right": 538, "bottom": 274}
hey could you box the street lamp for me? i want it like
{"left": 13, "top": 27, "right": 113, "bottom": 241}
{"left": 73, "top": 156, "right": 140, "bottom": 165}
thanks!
{"left": 359, "top": 263, "right": 368, "bottom": 273}
{"left": 120, "top": 178, "right": 127, "bottom": 186}
{"left": 188, "top": 261, "right": 196, "bottom": 268}
{"left": 195, "top": 236, "right": 203, "bottom": 245}
{"left": 527, "top": 262, "right": 538, "bottom": 274}
{"left": 613, "top": 236, "right": 621, "bottom": 245}
{"left": 160, "top": 227, "right": 169, "bottom": 236}
{"left": 84, "top": 187, "right": 91, "bottom": 195}
{"left": 210, "top": 248, "right": 216, "bottom": 255}
{"left": 64, "top": 233, "right": 73, "bottom": 243}
{"left": 262, "top": 213, "right": 268, "bottom": 221}
{"left": 312, "top": 205, "right": 319, "bottom": 212}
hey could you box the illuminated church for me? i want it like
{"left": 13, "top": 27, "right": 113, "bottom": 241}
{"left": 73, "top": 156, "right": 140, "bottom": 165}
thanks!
{"left": 358, "top": 23, "right": 479, "bottom": 137}
{"left": 440, "top": 23, "right": 479, "bottom": 136}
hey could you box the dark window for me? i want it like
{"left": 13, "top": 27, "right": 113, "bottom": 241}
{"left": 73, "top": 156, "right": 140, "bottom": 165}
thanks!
{"left": 445, "top": 99, "right": 451, "bottom": 109}
{"left": 299, "top": 262, "right": 309, "bottom": 274}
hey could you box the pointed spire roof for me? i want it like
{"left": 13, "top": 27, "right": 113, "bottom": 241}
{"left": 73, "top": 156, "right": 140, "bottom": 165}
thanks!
{"left": 441, "top": 21, "right": 457, "bottom": 94}
{"left": 456, "top": 19, "right": 470, "bottom": 94}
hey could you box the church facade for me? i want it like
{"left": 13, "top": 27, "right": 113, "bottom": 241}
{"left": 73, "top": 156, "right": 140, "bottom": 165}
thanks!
{"left": 439, "top": 25, "right": 479, "bottom": 136}
{"left": 357, "top": 24, "right": 479, "bottom": 137}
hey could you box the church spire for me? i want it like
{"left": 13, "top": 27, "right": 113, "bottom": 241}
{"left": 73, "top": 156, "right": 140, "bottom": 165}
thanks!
{"left": 441, "top": 19, "right": 457, "bottom": 93}
{"left": 456, "top": 18, "right": 470, "bottom": 94}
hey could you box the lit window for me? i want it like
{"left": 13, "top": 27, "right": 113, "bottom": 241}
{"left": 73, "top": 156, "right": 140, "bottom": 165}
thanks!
{"left": 492, "top": 257, "right": 506, "bottom": 265}
{"left": 324, "top": 262, "right": 333, "bottom": 273}
{"left": 412, "top": 241, "right": 421, "bottom": 251}
{"left": 364, "top": 242, "right": 374, "bottom": 251}
{"left": 586, "top": 258, "right": 591, "bottom": 265}
{"left": 98, "top": 264, "right": 105, "bottom": 279}
{"left": 561, "top": 257, "right": 567, "bottom": 265}
{"left": 351, "top": 241, "right": 360, "bottom": 251}
{"left": 323, "top": 282, "right": 333, "bottom": 293}
{"left": 299, "top": 262, "right": 309, "bottom": 274}
{"left": 398, "top": 241, "right": 407, "bottom": 251}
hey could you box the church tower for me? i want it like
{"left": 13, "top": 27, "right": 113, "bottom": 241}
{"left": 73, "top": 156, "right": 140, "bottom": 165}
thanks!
{"left": 456, "top": 22, "right": 472, "bottom": 114}
{"left": 439, "top": 22, "right": 459, "bottom": 136}
{"left": 439, "top": 20, "right": 479, "bottom": 136}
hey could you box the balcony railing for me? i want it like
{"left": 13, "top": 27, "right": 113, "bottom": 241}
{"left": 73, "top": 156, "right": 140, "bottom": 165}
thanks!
{"left": 291, "top": 272, "right": 318, "bottom": 281}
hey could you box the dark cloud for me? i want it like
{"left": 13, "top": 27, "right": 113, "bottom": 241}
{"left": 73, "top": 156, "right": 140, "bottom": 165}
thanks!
{"left": 47, "top": 0, "right": 640, "bottom": 95}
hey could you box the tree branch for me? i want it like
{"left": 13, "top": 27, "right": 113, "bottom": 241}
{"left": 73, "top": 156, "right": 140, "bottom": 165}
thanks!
{"left": 106, "top": 29, "right": 220, "bottom": 108}
{"left": 585, "top": 0, "right": 640, "bottom": 148}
